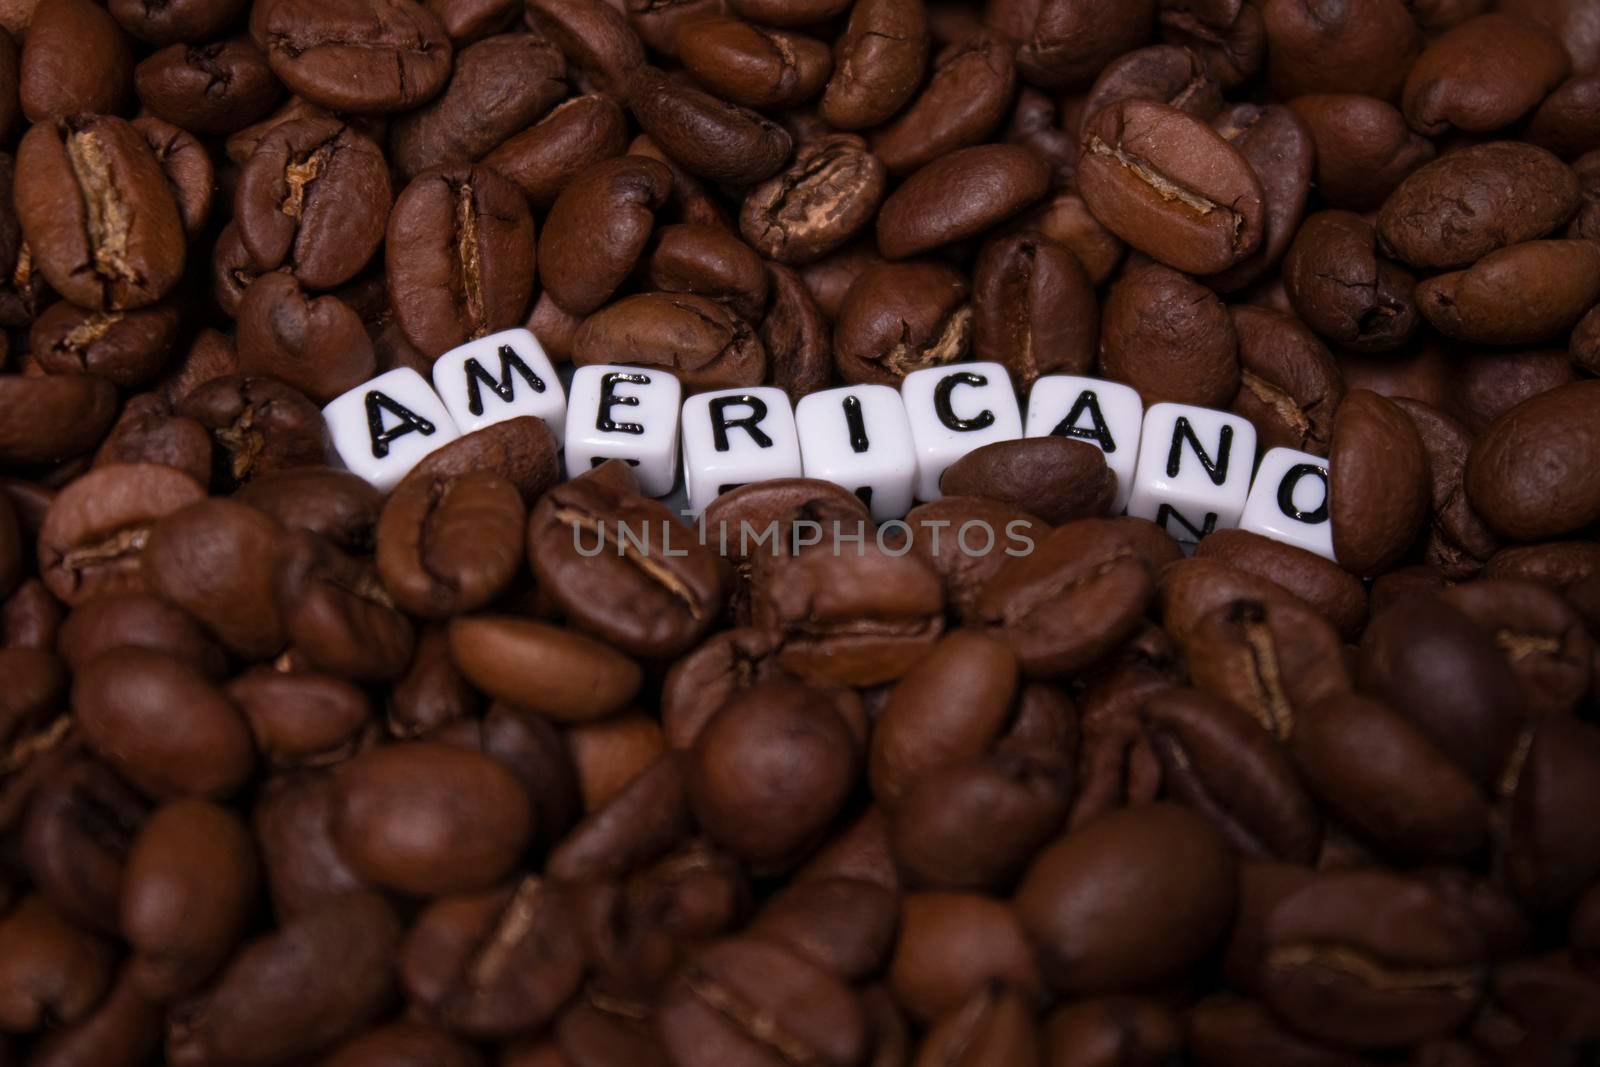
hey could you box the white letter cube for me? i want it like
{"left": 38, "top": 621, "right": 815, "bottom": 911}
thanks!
{"left": 681, "top": 386, "right": 802, "bottom": 515}
{"left": 1127, "top": 402, "right": 1257, "bottom": 544}
{"left": 1240, "top": 446, "right": 1335, "bottom": 561}
{"left": 1025, "top": 375, "right": 1144, "bottom": 513}
{"left": 901, "top": 361, "right": 1023, "bottom": 501}
{"left": 795, "top": 385, "right": 916, "bottom": 521}
{"left": 431, "top": 327, "right": 566, "bottom": 440}
{"left": 323, "top": 368, "right": 461, "bottom": 492}
{"left": 564, "top": 364, "right": 682, "bottom": 497}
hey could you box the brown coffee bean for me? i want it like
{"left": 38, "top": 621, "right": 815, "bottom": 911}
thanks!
{"left": 997, "top": 0, "right": 1155, "bottom": 91}
{"left": 678, "top": 15, "right": 831, "bottom": 109}
{"left": 629, "top": 129, "right": 733, "bottom": 229}
{"left": 0, "top": 374, "right": 119, "bottom": 467}
{"left": 740, "top": 135, "right": 886, "bottom": 266}
{"left": 628, "top": 65, "right": 792, "bottom": 184}
{"left": 749, "top": 877, "right": 895, "bottom": 982}
{"left": 873, "top": 31, "right": 1016, "bottom": 176}
{"left": 274, "top": 530, "right": 415, "bottom": 682}
{"left": 1527, "top": 72, "right": 1600, "bottom": 157}
{"left": 19, "top": 0, "right": 133, "bottom": 123}
{"left": 1289, "top": 94, "right": 1435, "bottom": 212}
{"left": 111, "top": 0, "right": 246, "bottom": 43}
{"left": 1291, "top": 691, "right": 1489, "bottom": 862}
{"left": 15, "top": 115, "right": 185, "bottom": 311}
{"left": 234, "top": 467, "right": 383, "bottom": 552}
{"left": 165, "top": 892, "right": 401, "bottom": 1067}
{"left": 400, "top": 877, "right": 585, "bottom": 1037}
{"left": 376, "top": 470, "right": 524, "bottom": 619}
{"left": 888, "top": 893, "right": 1040, "bottom": 1023}
{"left": 1081, "top": 44, "right": 1221, "bottom": 131}
{"left": 91, "top": 393, "right": 212, "bottom": 487}
{"left": 483, "top": 94, "right": 628, "bottom": 208}
{"left": 398, "top": 419, "right": 560, "bottom": 506}
{"left": 971, "top": 232, "right": 1095, "bottom": 388}
{"left": 573, "top": 291, "right": 766, "bottom": 391}
{"left": 1417, "top": 239, "right": 1600, "bottom": 345}
{"left": 322, "top": 1024, "right": 484, "bottom": 1067}
{"left": 1194, "top": 528, "right": 1367, "bottom": 640}
{"left": 227, "top": 667, "right": 370, "bottom": 768}
{"left": 28, "top": 965, "right": 164, "bottom": 1067}
{"left": 1378, "top": 142, "right": 1578, "bottom": 270}
{"left": 1007, "top": 87, "right": 1080, "bottom": 187}
{"left": 751, "top": 539, "right": 944, "bottom": 687}
{"left": 19, "top": 758, "right": 146, "bottom": 935}
{"left": 762, "top": 264, "right": 833, "bottom": 403}
{"left": 528, "top": 0, "right": 643, "bottom": 98}
{"left": 1389, "top": 398, "right": 1498, "bottom": 578}
{"left": 1403, "top": 13, "right": 1569, "bottom": 135}
{"left": 31, "top": 300, "right": 181, "bottom": 390}
{"left": 941, "top": 438, "right": 1115, "bottom": 525}
{"left": 976, "top": 520, "right": 1155, "bottom": 677}
{"left": 72, "top": 648, "right": 255, "bottom": 799}
{"left": 262, "top": 0, "right": 452, "bottom": 113}
{"left": 820, "top": 0, "right": 929, "bottom": 129}
{"left": 1143, "top": 687, "right": 1322, "bottom": 863}
{"left": 236, "top": 274, "right": 375, "bottom": 404}
{"left": 1099, "top": 262, "right": 1239, "bottom": 407}
{"left": 146, "top": 500, "right": 288, "bottom": 661}
{"left": 235, "top": 118, "right": 390, "bottom": 290}
{"left": 1443, "top": 578, "right": 1594, "bottom": 718}
{"left": 1179, "top": 597, "right": 1350, "bottom": 741}
{"left": 121, "top": 800, "right": 256, "bottom": 1001}
{"left": 387, "top": 164, "right": 537, "bottom": 358}
{"left": 253, "top": 770, "right": 373, "bottom": 920}
{"left": 38, "top": 463, "right": 205, "bottom": 606}
{"left": 1017, "top": 804, "right": 1236, "bottom": 994}
{"left": 878, "top": 144, "right": 1050, "bottom": 259}
{"left": 449, "top": 615, "right": 641, "bottom": 722}
{"left": 833, "top": 261, "right": 971, "bottom": 385}
{"left": 539, "top": 155, "right": 672, "bottom": 316}
{"left": 1262, "top": 0, "right": 1420, "bottom": 99}
{"left": 727, "top": 0, "right": 849, "bottom": 25}
{"left": 1229, "top": 304, "right": 1343, "bottom": 457}
{"left": 1078, "top": 100, "right": 1265, "bottom": 275}
{"left": 1503, "top": 715, "right": 1600, "bottom": 910}
{"left": 1261, "top": 871, "right": 1485, "bottom": 1049}
{"left": 658, "top": 938, "right": 867, "bottom": 1067}
{"left": 1283, "top": 210, "right": 1419, "bottom": 352}
{"left": 689, "top": 679, "right": 859, "bottom": 871}
{"left": 1466, "top": 379, "right": 1600, "bottom": 540}
{"left": 1188, "top": 996, "right": 1369, "bottom": 1067}
{"left": 1205, "top": 102, "right": 1315, "bottom": 291}
{"left": 178, "top": 375, "right": 332, "bottom": 489}
{"left": 0, "top": 895, "right": 115, "bottom": 1033}
{"left": 643, "top": 223, "right": 769, "bottom": 322}
{"left": 390, "top": 32, "right": 567, "bottom": 179}
{"left": 135, "top": 39, "right": 282, "bottom": 136}
{"left": 1326, "top": 389, "right": 1429, "bottom": 576}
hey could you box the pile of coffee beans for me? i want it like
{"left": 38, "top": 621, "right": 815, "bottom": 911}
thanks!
{"left": 3, "top": 0, "right": 1600, "bottom": 1063}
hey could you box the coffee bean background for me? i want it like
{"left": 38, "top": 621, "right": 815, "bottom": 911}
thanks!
{"left": 1, "top": 0, "right": 1600, "bottom": 1063}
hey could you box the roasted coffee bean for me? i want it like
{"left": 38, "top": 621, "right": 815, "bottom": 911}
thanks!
{"left": 643, "top": 223, "right": 769, "bottom": 322}
{"left": 253, "top": 771, "right": 372, "bottom": 920}
{"left": 321, "top": 1023, "right": 484, "bottom": 1067}
{"left": 727, "top": 0, "right": 850, "bottom": 25}
{"left": 1043, "top": 998, "right": 1181, "bottom": 1067}
{"left": 38, "top": 463, "right": 206, "bottom": 606}
{"left": 1392, "top": 398, "right": 1499, "bottom": 579}
{"left": 72, "top": 648, "right": 255, "bottom": 799}
{"left": 143, "top": 498, "right": 287, "bottom": 659}
{"left": 1402, "top": 13, "right": 1569, "bottom": 135}
{"left": 833, "top": 261, "right": 971, "bottom": 384}
{"left": 111, "top": 0, "right": 247, "bottom": 44}
{"left": 1205, "top": 102, "right": 1314, "bottom": 291}
{"left": 1194, "top": 529, "right": 1366, "bottom": 639}
{"left": 1283, "top": 210, "right": 1419, "bottom": 352}
{"left": 1289, "top": 93, "right": 1435, "bottom": 211}
{"left": 236, "top": 274, "right": 375, "bottom": 404}
{"left": 31, "top": 299, "right": 181, "bottom": 389}
{"left": 1017, "top": 804, "right": 1236, "bottom": 994}
{"left": 135, "top": 39, "right": 282, "bottom": 136}
{"left": 1449, "top": 347, "right": 1574, "bottom": 435}
{"left": 234, "top": 466, "right": 382, "bottom": 551}
{"left": 1416, "top": 239, "right": 1600, "bottom": 345}
{"left": 1261, "top": 870, "right": 1486, "bottom": 1049}
{"left": 762, "top": 264, "right": 833, "bottom": 402}
{"left": 92, "top": 393, "right": 212, "bottom": 486}
{"left": 400, "top": 876, "right": 584, "bottom": 1037}
{"left": 1007, "top": 88, "right": 1080, "bottom": 187}
{"left": 1078, "top": 100, "right": 1265, "bottom": 275}
{"left": 820, "top": 0, "right": 929, "bottom": 129}
{"left": 940, "top": 438, "right": 1115, "bottom": 525}
{"left": 179, "top": 375, "right": 332, "bottom": 488}
{"left": 877, "top": 144, "right": 1050, "bottom": 259}
{"left": 1329, "top": 389, "right": 1429, "bottom": 577}
{"left": 483, "top": 93, "right": 627, "bottom": 208}
{"left": 449, "top": 615, "right": 642, "bottom": 721}
{"left": 1228, "top": 304, "right": 1343, "bottom": 456}
{"left": 873, "top": 31, "right": 1016, "bottom": 176}
{"left": 539, "top": 155, "right": 672, "bottom": 316}
{"left": 0, "top": 894, "right": 115, "bottom": 1033}
{"left": 1377, "top": 142, "right": 1578, "bottom": 269}
{"left": 122, "top": 800, "right": 257, "bottom": 1001}
{"left": 228, "top": 667, "right": 371, "bottom": 768}
{"left": 995, "top": 0, "right": 1155, "bottom": 91}
{"left": 573, "top": 290, "right": 766, "bottom": 391}
{"left": 15, "top": 115, "right": 185, "bottom": 311}
{"left": 972, "top": 232, "right": 1096, "bottom": 388}
{"left": 376, "top": 470, "right": 524, "bottom": 618}
{"left": 1080, "top": 44, "right": 1221, "bottom": 130}
{"left": 235, "top": 118, "right": 390, "bottom": 290}
{"left": 19, "top": 0, "right": 134, "bottom": 123}
{"left": 887, "top": 893, "right": 1040, "bottom": 1024}
{"left": 19, "top": 758, "right": 147, "bottom": 935}
{"left": 261, "top": 0, "right": 453, "bottom": 113}
{"left": 165, "top": 892, "right": 401, "bottom": 1067}
{"left": 0, "top": 374, "right": 119, "bottom": 467}
{"left": 387, "top": 163, "right": 536, "bottom": 358}
{"left": 678, "top": 15, "right": 831, "bottom": 110}
{"left": 658, "top": 938, "right": 868, "bottom": 1067}
{"left": 1443, "top": 578, "right": 1595, "bottom": 718}
{"left": 1187, "top": 995, "right": 1374, "bottom": 1066}
{"left": 274, "top": 530, "right": 415, "bottom": 682}
{"left": 1102, "top": 262, "right": 1240, "bottom": 406}
{"left": 740, "top": 135, "right": 886, "bottom": 266}
{"left": 28, "top": 965, "right": 165, "bottom": 1067}
{"left": 1502, "top": 714, "right": 1600, "bottom": 911}
{"left": 527, "top": 0, "right": 644, "bottom": 98}
{"left": 134, "top": 116, "right": 213, "bottom": 237}
{"left": 628, "top": 65, "right": 793, "bottom": 185}
{"left": 390, "top": 32, "right": 567, "bottom": 179}
{"left": 976, "top": 520, "right": 1155, "bottom": 678}
{"left": 1262, "top": 0, "right": 1419, "bottom": 99}
{"left": 1467, "top": 380, "right": 1600, "bottom": 541}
